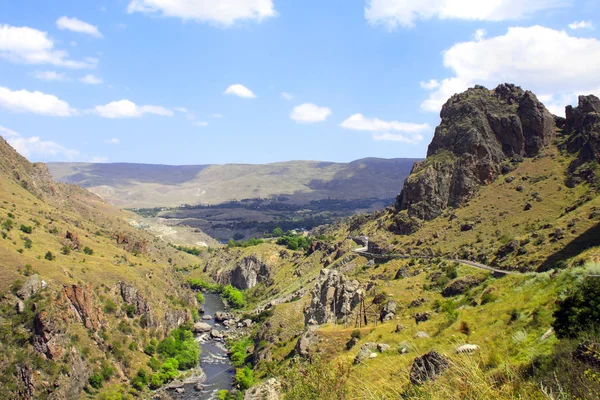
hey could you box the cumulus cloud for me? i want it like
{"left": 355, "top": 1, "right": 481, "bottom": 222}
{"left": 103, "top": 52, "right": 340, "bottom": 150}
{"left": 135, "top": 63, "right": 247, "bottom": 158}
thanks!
{"left": 281, "top": 92, "right": 295, "bottom": 100}
{"left": 224, "top": 84, "right": 256, "bottom": 98}
{"left": 365, "top": 0, "right": 572, "bottom": 29}
{"left": 127, "top": 0, "right": 276, "bottom": 26}
{"left": 95, "top": 99, "right": 174, "bottom": 118}
{"left": 34, "top": 71, "right": 67, "bottom": 81}
{"left": 0, "top": 86, "right": 74, "bottom": 116}
{"left": 1, "top": 125, "right": 83, "bottom": 161}
{"left": 79, "top": 74, "right": 103, "bottom": 85}
{"left": 419, "top": 79, "right": 440, "bottom": 90}
{"left": 340, "top": 113, "right": 429, "bottom": 143}
{"left": 569, "top": 20, "right": 594, "bottom": 30}
{"left": 420, "top": 26, "right": 600, "bottom": 115}
{"left": 290, "top": 103, "right": 331, "bottom": 123}
{"left": 0, "top": 24, "right": 97, "bottom": 68}
{"left": 105, "top": 138, "right": 120, "bottom": 144}
{"left": 56, "top": 16, "right": 103, "bottom": 38}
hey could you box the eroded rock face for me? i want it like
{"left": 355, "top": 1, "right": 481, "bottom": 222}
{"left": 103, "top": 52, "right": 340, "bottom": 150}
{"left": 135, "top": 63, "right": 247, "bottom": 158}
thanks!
{"left": 442, "top": 277, "right": 483, "bottom": 297}
{"left": 32, "top": 311, "right": 65, "bottom": 359}
{"left": 296, "top": 330, "right": 319, "bottom": 358}
{"left": 380, "top": 300, "right": 397, "bottom": 322}
{"left": 409, "top": 351, "right": 449, "bottom": 384}
{"left": 230, "top": 256, "right": 272, "bottom": 290}
{"left": 562, "top": 95, "right": 600, "bottom": 187}
{"left": 396, "top": 84, "right": 555, "bottom": 222}
{"left": 304, "top": 269, "right": 364, "bottom": 326}
{"left": 62, "top": 284, "right": 103, "bottom": 331}
{"left": 17, "top": 274, "right": 46, "bottom": 300}
{"left": 119, "top": 282, "right": 156, "bottom": 327}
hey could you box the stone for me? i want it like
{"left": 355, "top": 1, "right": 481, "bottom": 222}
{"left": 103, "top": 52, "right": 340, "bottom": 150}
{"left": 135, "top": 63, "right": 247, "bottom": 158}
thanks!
{"left": 194, "top": 383, "right": 204, "bottom": 391}
{"left": 414, "top": 331, "right": 430, "bottom": 339}
{"left": 414, "top": 312, "right": 431, "bottom": 324}
{"left": 409, "top": 298, "right": 427, "bottom": 308}
{"left": 62, "top": 284, "right": 102, "bottom": 331}
{"left": 202, "top": 315, "right": 212, "bottom": 320}
{"left": 395, "top": 268, "right": 409, "bottom": 279}
{"left": 354, "top": 343, "right": 378, "bottom": 364}
{"left": 17, "top": 274, "right": 45, "bottom": 300}
{"left": 409, "top": 351, "right": 449, "bottom": 384}
{"left": 442, "top": 277, "right": 483, "bottom": 297}
{"left": 15, "top": 300, "right": 25, "bottom": 314}
{"left": 210, "top": 329, "right": 223, "bottom": 339}
{"left": 193, "top": 322, "right": 212, "bottom": 333}
{"left": 540, "top": 328, "right": 554, "bottom": 341}
{"left": 176, "top": 388, "right": 185, "bottom": 394}
{"left": 215, "top": 311, "right": 234, "bottom": 322}
{"left": 346, "top": 337, "right": 359, "bottom": 350}
{"left": 380, "top": 300, "right": 397, "bottom": 322}
{"left": 244, "top": 378, "right": 281, "bottom": 400}
{"left": 455, "top": 344, "right": 480, "bottom": 354}
{"left": 377, "top": 343, "right": 391, "bottom": 352}
{"left": 296, "top": 330, "right": 319, "bottom": 358}
{"left": 524, "top": 202, "right": 532, "bottom": 211}
{"left": 394, "top": 324, "right": 405, "bottom": 333}
{"left": 243, "top": 319, "right": 253, "bottom": 327}
{"left": 369, "top": 353, "right": 378, "bottom": 359}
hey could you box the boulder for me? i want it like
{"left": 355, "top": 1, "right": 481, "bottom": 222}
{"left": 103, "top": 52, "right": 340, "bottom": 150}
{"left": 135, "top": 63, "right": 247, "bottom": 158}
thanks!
{"left": 15, "top": 300, "right": 25, "bottom": 314}
{"left": 210, "top": 329, "right": 223, "bottom": 339}
{"left": 226, "top": 256, "right": 272, "bottom": 290}
{"left": 380, "top": 300, "right": 397, "bottom": 322}
{"left": 193, "top": 322, "right": 212, "bottom": 333}
{"left": 414, "top": 331, "right": 430, "bottom": 339}
{"left": 455, "top": 344, "right": 480, "bottom": 354}
{"left": 354, "top": 343, "right": 377, "bottom": 365}
{"left": 377, "top": 343, "right": 391, "bottom": 353}
{"left": 202, "top": 315, "right": 213, "bottom": 320}
{"left": 17, "top": 274, "right": 46, "bottom": 300}
{"left": 409, "top": 351, "right": 449, "bottom": 384}
{"left": 442, "top": 277, "right": 483, "bottom": 297}
{"left": 296, "top": 330, "right": 319, "bottom": 358}
{"left": 244, "top": 378, "right": 281, "bottom": 400}
{"left": 414, "top": 312, "right": 431, "bottom": 324}
{"left": 215, "top": 311, "right": 234, "bottom": 322}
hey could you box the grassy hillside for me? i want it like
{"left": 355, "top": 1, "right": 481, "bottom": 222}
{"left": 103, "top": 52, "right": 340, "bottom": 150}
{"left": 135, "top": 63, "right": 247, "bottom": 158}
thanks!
{"left": 0, "top": 136, "right": 206, "bottom": 399}
{"left": 48, "top": 158, "right": 420, "bottom": 208}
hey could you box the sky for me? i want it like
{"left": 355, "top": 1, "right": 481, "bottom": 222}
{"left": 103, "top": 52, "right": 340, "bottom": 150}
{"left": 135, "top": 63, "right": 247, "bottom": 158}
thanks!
{"left": 0, "top": 0, "right": 599, "bottom": 165}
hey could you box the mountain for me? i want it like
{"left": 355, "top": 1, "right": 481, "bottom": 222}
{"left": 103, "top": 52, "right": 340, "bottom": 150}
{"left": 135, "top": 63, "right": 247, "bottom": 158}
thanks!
{"left": 188, "top": 84, "right": 600, "bottom": 399}
{"left": 48, "top": 158, "right": 421, "bottom": 209}
{"left": 0, "top": 136, "right": 204, "bottom": 399}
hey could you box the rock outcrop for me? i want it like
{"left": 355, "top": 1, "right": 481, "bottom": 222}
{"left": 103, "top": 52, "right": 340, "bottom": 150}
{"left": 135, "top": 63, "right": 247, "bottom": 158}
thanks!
{"left": 230, "top": 256, "right": 272, "bottom": 290}
{"left": 17, "top": 274, "right": 46, "bottom": 300}
{"left": 62, "top": 284, "right": 103, "bottom": 331}
{"left": 561, "top": 95, "right": 600, "bottom": 187}
{"left": 380, "top": 300, "right": 397, "bottom": 322}
{"left": 304, "top": 269, "right": 364, "bottom": 326}
{"left": 32, "top": 311, "right": 65, "bottom": 359}
{"left": 396, "top": 84, "right": 555, "bottom": 222}
{"left": 119, "top": 282, "right": 156, "bottom": 327}
{"left": 244, "top": 378, "right": 281, "bottom": 400}
{"left": 296, "top": 329, "right": 319, "bottom": 358}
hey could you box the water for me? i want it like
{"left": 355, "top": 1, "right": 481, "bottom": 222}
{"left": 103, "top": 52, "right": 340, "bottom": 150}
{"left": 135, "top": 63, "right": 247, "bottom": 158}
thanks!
{"left": 172, "top": 292, "right": 235, "bottom": 399}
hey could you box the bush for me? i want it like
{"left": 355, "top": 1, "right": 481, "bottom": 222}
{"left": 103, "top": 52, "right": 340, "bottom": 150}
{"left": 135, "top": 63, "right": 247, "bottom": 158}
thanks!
{"left": 2, "top": 218, "right": 13, "bottom": 231}
{"left": 188, "top": 278, "right": 219, "bottom": 291}
{"left": 229, "top": 337, "right": 253, "bottom": 367}
{"left": 277, "top": 234, "right": 311, "bottom": 251}
{"left": 227, "top": 238, "right": 264, "bottom": 248}
{"left": 19, "top": 225, "right": 32, "bottom": 234}
{"left": 44, "top": 251, "right": 55, "bottom": 261}
{"left": 83, "top": 246, "right": 94, "bottom": 255}
{"left": 350, "top": 330, "right": 362, "bottom": 339}
{"left": 88, "top": 372, "right": 104, "bottom": 389}
{"left": 222, "top": 285, "right": 245, "bottom": 309}
{"left": 554, "top": 276, "right": 600, "bottom": 338}
{"left": 61, "top": 245, "right": 71, "bottom": 255}
{"left": 196, "top": 292, "right": 205, "bottom": 304}
{"left": 103, "top": 299, "right": 117, "bottom": 314}
{"left": 157, "top": 326, "right": 200, "bottom": 370}
{"left": 234, "top": 366, "right": 255, "bottom": 390}
{"left": 272, "top": 227, "right": 284, "bottom": 237}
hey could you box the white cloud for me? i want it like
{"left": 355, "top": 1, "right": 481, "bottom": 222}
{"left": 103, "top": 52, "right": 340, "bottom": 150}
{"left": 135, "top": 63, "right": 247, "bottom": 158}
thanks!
{"left": 57, "top": 17, "right": 103, "bottom": 38}
{"left": 127, "top": 0, "right": 276, "bottom": 26}
{"left": 79, "top": 74, "right": 103, "bottom": 84}
{"left": 421, "top": 26, "right": 600, "bottom": 115}
{"left": 105, "top": 138, "right": 120, "bottom": 144}
{"left": 213, "top": 113, "right": 223, "bottom": 119}
{"left": 290, "top": 103, "right": 331, "bottom": 123}
{"left": 224, "top": 84, "right": 256, "bottom": 98}
{"left": 95, "top": 99, "right": 174, "bottom": 118}
{"left": 340, "top": 113, "right": 429, "bottom": 143}
{"left": 473, "top": 28, "right": 486, "bottom": 41}
{"left": 569, "top": 20, "right": 594, "bottom": 30}
{"left": 174, "top": 107, "right": 196, "bottom": 120}
{"left": 34, "top": 71, "right": 67, "bottom": 81}
{"left": 419, "top": 79, "right": 440, "bottom": 90}
{"left": 193, "top": 121, "right": 209, "bottom": 127}
{"left": 281, "top": 92, "right": 295, "bottom": 100}
{"left": 0, "top": 86, "right": 74, "bottom": 116}
{"left": 0, "top": 24, "right": 97, "bottom": 69}
{"left": 365, "top": 0, "right": 572, "bottom": 29}
{"left": 0, "top": 125, "right": 19, "bottom": 138}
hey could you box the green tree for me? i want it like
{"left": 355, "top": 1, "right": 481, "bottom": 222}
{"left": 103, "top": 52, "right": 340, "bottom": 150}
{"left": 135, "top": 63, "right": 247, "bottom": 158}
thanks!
{"left": 553, "top": 276, "right": 600, "bottom": 338}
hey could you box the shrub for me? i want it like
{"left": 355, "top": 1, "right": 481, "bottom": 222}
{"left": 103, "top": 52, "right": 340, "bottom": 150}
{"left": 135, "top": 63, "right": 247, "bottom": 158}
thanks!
{"left": 88, "top": 373, "right": 104, "bottom": 389}
{"left": 83, "top": 246, "right": 94, "bottom": 255}
{"left": 23, "top": 237, "right": 32, "bottom": 249}
{"left": 554, "top": 276, "right": 600, "bottom": 338}
{"left": 188, "top": 278, "right": 219, "bottom": 291}
{"left": 222, "top": 285, "right": 245, "bottom": 309}
{"left": 234, "top": 366, "right": 255, "bottom": 390}
{"left": 229, "top": 337, "right": 253, "bottom": 367}
{"left": 19, "top": 225, "right": 32, "bottom": 234}
{"left": 277, "top": 234, "right": 311, "bottom": 251}
{"left": 44, "top": 251, "right": 55, "bottom": 261}
{"left": 103, "top": 299, "right": 117, "bottom": 314}
{"left": 2, "top": 218, "right": 13, "bottom": 231}
{"left": 23, "top": 264, "right": 33, "bottom": 276}
{"left": 196, "top": 292, "right": 205, "bottom": 304}
{"left": 122, "top": 304, "right": 136, "bottom": 318}
{"left": 351, "top": 329, "right": 362, "bottom": 339}
{"left": 61, "top": 245, "right": 71, "bottom": 255}
{"left": 272, "top": 227, "right": 284, "bottom": 237}
{"left": 157, "top": 326, "right": 200, "bottom": 370}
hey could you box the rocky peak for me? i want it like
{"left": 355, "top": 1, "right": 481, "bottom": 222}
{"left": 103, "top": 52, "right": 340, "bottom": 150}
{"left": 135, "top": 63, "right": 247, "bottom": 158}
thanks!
{"left": 218, "top": 255, "right": 272, "bottom": 290}
{"left": 304, "top": 269, "right": 364, "bottom": 326}
{"left": 562, "top": 95, "right": 600, "bottom": 187}
{"left": 396, "top": 83, "right": 556, "bottom": 222}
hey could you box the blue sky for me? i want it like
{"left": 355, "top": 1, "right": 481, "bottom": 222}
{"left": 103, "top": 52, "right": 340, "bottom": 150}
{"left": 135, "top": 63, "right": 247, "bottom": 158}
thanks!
{"left": 0, "top": 0, "right": 599, "bottom": 165}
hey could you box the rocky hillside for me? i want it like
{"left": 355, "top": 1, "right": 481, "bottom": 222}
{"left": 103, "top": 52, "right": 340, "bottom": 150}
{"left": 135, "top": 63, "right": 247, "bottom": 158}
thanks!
{"left": 48, "top": 158, "right": 419, "bottom": 208}
{"left": 188, "top": 84, "right": 600, "bottom": 399}
{"left": 0, "top": 136, "right": 202, "bottom": 399}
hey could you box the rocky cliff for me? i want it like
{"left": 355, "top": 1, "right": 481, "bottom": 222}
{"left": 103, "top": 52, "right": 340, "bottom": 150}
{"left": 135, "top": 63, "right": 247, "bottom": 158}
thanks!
{"left": 396, "top": 84, "right": 556, "bottom": 222}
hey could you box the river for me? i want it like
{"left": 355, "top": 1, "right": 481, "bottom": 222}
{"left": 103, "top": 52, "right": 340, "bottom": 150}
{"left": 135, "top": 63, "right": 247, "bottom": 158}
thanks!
{"left": 172, "top": 292, "right": 235, "bottom": 399}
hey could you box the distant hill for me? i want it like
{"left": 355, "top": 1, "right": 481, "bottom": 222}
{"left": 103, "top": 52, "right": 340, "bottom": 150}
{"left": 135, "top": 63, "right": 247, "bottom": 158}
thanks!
{"left": 48, "top": 158, "right": 421, "bottom": 208}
